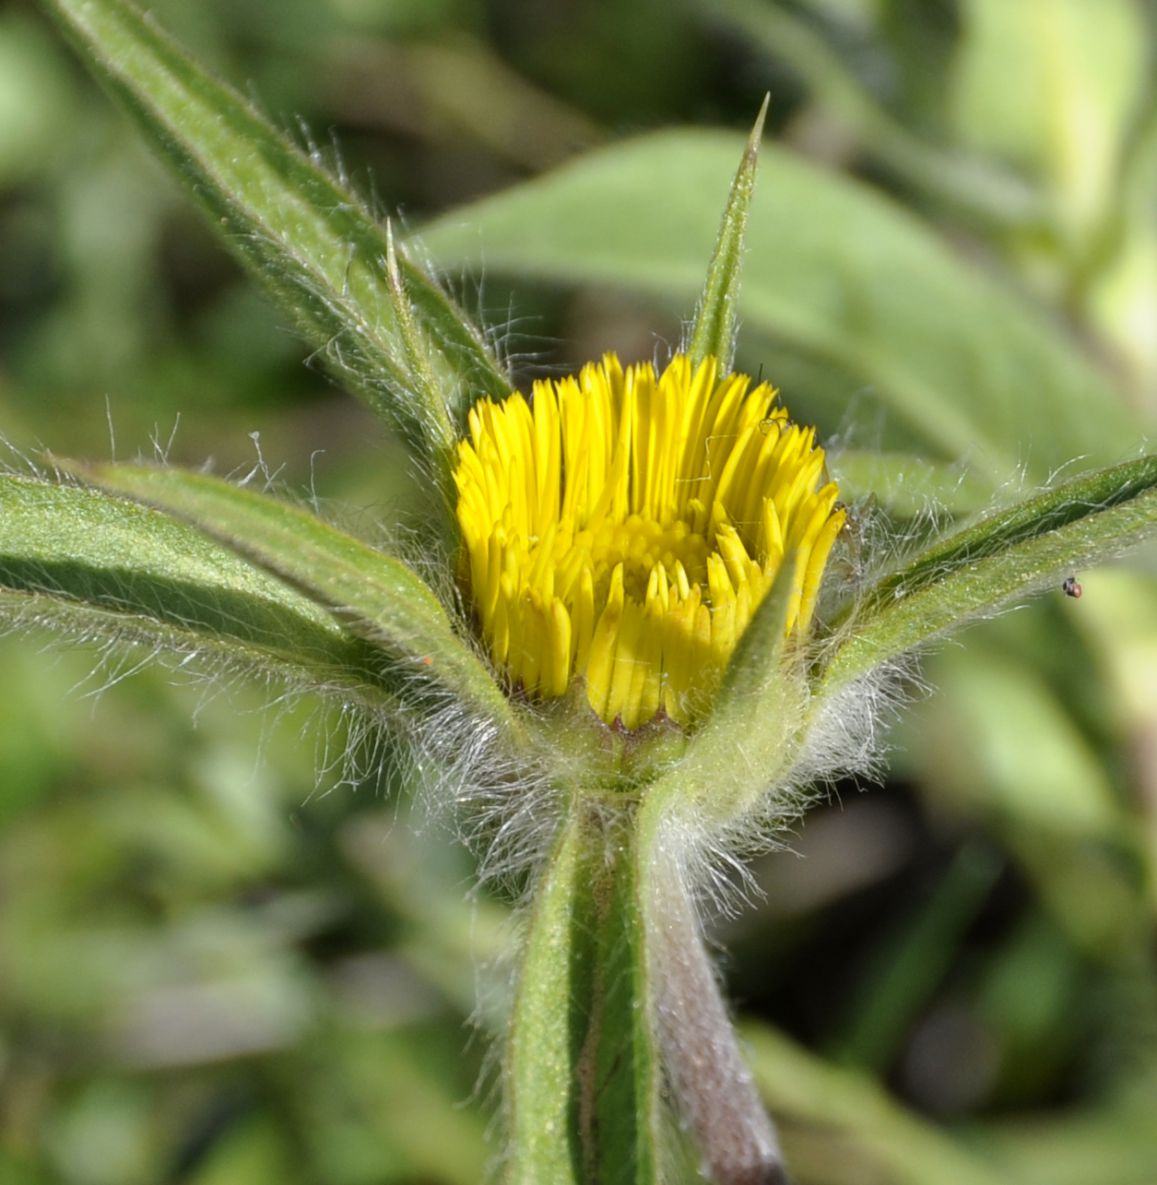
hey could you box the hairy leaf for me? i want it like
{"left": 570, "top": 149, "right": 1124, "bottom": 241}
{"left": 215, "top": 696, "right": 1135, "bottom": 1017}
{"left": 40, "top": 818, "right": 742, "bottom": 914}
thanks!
{"left": 819, "top": 454, "right": 1157, "bottom": 689}
{"left": 0, "top": 475, "right": 394, "bottom": 705}
{"left": 73, "top": 463, "right": 517, "bottom": 737}
{"left": 38, "top": 0, "right": 508, "bottom": 472}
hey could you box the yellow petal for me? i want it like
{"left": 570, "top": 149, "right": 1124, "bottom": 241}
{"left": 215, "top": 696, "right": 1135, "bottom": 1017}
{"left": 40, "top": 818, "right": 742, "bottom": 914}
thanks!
{"left": 453, "top": 354, "right": 844, "bottom": 729}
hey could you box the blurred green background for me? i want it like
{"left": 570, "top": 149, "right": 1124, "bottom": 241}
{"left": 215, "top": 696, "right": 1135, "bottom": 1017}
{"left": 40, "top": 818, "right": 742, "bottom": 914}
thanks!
{"left": 2, "top": 0, "right": 1156, "bottom": 1182}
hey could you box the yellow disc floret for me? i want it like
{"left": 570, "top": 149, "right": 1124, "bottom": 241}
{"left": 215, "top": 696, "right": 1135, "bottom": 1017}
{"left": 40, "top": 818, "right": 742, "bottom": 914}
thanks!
{"left": 453, "top": 354, "right": 845, "bottom": 730}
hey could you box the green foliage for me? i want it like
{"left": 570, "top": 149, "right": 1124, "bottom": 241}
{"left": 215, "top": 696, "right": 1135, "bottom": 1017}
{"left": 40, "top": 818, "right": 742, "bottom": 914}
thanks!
{"left": 0, "top": 474, "right": 374, "bottom": 688}
{"left": 76, "top": 463, "right": 517, "bottom": 732}
{"left": 421, "top": 132, "right": 1140, "bottom": 480}
{"left": 508, "top": 807, "right": 660, "bottom": 1185}
{"left": 685, "top": 96, "right": 768, "bottom": 372}
{"left": 40, "top": 0, "right": 507, "bottom": 473}
{"left": 820, "top": 455, "right": 1157, "bottom": 689}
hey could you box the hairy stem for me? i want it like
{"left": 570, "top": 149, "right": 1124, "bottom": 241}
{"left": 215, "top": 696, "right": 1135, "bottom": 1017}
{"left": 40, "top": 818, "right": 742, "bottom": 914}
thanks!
{"left": 647, "top": 841, "right": 788, "bottom": 1185}
{"left": 507, "top": 799, "right": 662, "bottom": 1184}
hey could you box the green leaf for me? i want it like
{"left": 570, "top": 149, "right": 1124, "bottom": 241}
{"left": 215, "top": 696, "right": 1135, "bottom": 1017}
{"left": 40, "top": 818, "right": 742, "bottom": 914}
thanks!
{"left": 73, "top": 463, "right": 517, "bottom": 738}
{"left": 704, "top": 0, "right": 1040, "bottom": 228}
{"left": 0, "top": 475, "right": 395, "bottom": 706}
{"left": 952, "top": 0, "right": 1146, "bottom": 238}
{"left": 830, "top": 843, "right": 1003, "bottom": 1072}
{"left": 686, "top": 95, "right": 768, "bottom": 372}
{"left": 917, "top": 645, "right": 1124, "bottom": 842}
{"left": 745, "top": 1023, "right": 1008, "bottom": 1185}
{"left": 38, "top": 0, "right": 508, "bottom": 471}
{"left": 421, "top": 131, "right": 1139, "bottom": 481}
{"left": 819, "top": 454, "right": 1157, "bottom": 691}
{"left": 508, "top": 805, "right": 660, "bottom": 1185}
{"left": 978, "top": 1096, "right": 1157, "bottom": 1185}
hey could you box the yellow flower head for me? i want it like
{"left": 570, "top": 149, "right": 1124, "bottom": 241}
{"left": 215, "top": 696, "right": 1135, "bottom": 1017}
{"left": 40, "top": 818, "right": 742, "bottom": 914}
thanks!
{"left": 453, "top": 354, "right": 845, "bottom": 730}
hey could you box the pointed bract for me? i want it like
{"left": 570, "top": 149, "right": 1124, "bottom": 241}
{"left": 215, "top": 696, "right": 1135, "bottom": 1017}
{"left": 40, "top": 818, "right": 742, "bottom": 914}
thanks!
{"left": 685, "top": 95, "right": 770, "bottom": 373}
{"left": 39, "top": 0, "right": 509, "bottom": 480}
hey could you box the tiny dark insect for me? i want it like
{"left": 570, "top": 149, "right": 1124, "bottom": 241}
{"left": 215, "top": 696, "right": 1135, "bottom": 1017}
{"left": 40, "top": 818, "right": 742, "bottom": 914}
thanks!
{"left": 1062, "top": 575, "right": 1083, "bottom": 599}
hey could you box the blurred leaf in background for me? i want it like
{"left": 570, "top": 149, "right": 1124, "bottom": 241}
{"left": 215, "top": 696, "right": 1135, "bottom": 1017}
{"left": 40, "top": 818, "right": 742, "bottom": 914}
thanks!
{"left": 2, "top": 1, "right": 1156, "bottom": 1183}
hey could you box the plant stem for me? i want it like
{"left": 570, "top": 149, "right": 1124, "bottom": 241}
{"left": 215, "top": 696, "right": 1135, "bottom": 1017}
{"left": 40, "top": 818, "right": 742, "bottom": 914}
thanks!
{"left": 646, "top": 837, "right": 789, "bottom": 1185}
{"left": 507, "top": 798, "right": 662, "bottom": 1184}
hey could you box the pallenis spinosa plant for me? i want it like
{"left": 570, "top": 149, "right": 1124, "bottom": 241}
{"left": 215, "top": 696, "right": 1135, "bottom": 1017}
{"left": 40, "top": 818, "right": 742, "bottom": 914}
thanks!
{"left": 6, "top": 2, "right": 1157, "bottom": 1183}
